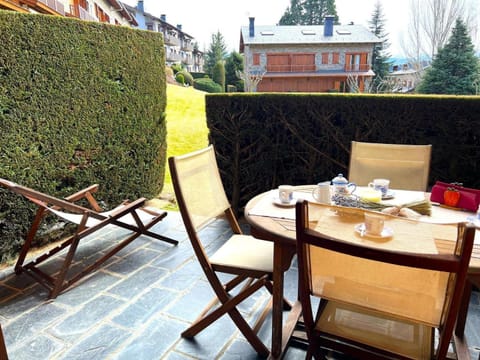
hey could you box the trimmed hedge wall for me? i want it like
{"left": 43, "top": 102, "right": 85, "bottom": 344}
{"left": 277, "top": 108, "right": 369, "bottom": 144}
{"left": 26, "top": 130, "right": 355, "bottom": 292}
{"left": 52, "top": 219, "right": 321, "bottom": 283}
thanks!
{"left": 206, "top": 93, "right": 480, "bottom": 213}
{"left": 0, "top": 11, "right": 166, "bottom": 262}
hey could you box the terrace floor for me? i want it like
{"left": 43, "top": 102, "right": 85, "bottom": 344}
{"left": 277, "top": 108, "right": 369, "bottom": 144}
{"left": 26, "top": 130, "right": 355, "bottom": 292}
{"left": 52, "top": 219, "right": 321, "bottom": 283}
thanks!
{"left": 0, "top": 210, "right": 479, "bottom": 359}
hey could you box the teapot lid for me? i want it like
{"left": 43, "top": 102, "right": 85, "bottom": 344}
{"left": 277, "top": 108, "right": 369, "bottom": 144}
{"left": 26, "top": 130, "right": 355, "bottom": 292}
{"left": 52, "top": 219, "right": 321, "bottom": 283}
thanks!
{"left": 332, "top": 173, "right": 348, "bottom": 184}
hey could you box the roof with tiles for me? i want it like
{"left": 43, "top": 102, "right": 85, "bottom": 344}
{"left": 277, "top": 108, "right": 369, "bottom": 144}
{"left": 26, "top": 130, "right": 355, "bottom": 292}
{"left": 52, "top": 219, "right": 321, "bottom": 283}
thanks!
{"left": 240, "top": 24, "right": 382, "bottom": 46}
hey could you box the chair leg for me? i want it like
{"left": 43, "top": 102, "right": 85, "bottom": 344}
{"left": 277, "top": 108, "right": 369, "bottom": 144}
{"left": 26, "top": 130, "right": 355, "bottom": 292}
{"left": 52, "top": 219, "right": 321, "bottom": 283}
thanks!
{"left": 14, "top": 208, "right": 46, "bottom": 274}
{"left": 182, "top": 276, "right": 270, "bottom": 357}
{"left": 0, "top": 324, "right": 9, "bottom": 360}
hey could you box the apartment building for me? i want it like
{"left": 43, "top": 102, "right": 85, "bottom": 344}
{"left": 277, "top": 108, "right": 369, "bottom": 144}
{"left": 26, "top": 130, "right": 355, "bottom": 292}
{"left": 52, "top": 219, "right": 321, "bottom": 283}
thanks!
{"left": 123, "top": 0, "right": 203, "bottom": 72}
{"left": 0, "top": 0, "right": 137, "bottom": 26}
{"left": 240, "top": 16, "right": 382, "bottom": 93}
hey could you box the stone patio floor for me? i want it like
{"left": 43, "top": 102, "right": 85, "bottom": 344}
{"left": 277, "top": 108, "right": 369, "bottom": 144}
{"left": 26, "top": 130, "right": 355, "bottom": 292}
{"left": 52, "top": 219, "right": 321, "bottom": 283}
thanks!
{"left": 0, "top": 210, "right": 479, "bottom": 359}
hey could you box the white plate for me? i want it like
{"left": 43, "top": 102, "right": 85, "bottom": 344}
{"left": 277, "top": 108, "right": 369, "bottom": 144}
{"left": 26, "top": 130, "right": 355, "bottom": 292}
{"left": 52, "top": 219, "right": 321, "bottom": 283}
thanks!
{"left": 272, "top": 197, "right": 297, "bottom": 207}
{"left": 354, "top": 223, "right": 394, "bottom": 239}
{"left": 382, "top": 190, "right": 395, "bottom": 200}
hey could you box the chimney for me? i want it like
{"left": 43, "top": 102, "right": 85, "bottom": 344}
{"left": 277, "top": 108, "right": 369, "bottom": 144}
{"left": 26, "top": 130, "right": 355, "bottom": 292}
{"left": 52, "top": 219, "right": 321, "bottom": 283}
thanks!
{"left": 177, "top": 24, "right": 182, "bottom": 31}
{"left": 160, "top": 14, "right": 166, "bottom": 22}
{"left": 137, "top": 0, "right": 144, "bottom": 13}
{"left": 324, "top": 15, "right": 334, "bottom": 36}
{"left": 249, "top": 17, "right": 255, "bottom": 37}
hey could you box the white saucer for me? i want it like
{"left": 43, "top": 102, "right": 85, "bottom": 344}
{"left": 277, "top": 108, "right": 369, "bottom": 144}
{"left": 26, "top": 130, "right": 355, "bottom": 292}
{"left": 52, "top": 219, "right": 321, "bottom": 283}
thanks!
{"left": 354, "top": 223, "right": 394, "bottom": 239}
{"left": 382, "top": 190, "right": 395, "bottom": 200}
{"left": 272, "top": 197, "right": 296, "bottom": 207}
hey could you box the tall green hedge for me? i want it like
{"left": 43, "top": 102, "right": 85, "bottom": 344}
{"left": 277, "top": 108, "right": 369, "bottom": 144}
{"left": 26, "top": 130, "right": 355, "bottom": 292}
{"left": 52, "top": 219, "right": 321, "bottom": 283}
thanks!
{"left": 206, "top": 93, "right": 480, "bottom": 213}
{"left": 0, "top": 11, "right": 166, "bottom": 262}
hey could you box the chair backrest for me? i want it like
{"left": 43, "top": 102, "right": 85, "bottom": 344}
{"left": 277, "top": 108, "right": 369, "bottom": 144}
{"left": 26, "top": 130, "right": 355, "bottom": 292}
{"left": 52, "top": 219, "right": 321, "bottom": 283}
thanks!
{"left": 295, "top": 200, "right": 475, "bottom": 358}
{"left": 169, "top": 146, "right": 231, "bottom": 232}
{"left": 348, "top": 141, "right": 432, "bottom": 191}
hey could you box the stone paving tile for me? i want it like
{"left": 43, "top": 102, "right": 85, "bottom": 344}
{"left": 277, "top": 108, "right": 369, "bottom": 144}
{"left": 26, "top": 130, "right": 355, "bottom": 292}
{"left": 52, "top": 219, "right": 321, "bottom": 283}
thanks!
{"left": 157, "top": 259, "right": 203, "bottom": 291}
{"left": 53, "top": 270, "right": 121, "bottom": 307}
{"left": 165, "top": 280, "right": 215, "bottom": 323}
{"left": 115, "top": 314, "right": 186, "bottom": 360}
{"left": 112, "top": 287, "right": 178, "bottom": 328}
{"left": 175, "top": 315, "right": 238, "bottom": 359}
{"left": 150, "top": 240, "right": 195, "bottom": 270}
{"left": 107, "top": 266, "right": 167, "bottom": 299}
{"left": 7, "top": 334, "right": 65, "bottom": 360}
{"left": 49, "top": 294, "right": 125, "bottom": 343}
{"left": 4, "top": 303, "right": 66, "bottom": 348}
{"left": 106, "top": 248, "right": 164, "bottom": 275}
{"left": 59, "top": 324, "right": 130, "bottom": 360}
{"left": 0, "top": 286, "right": 49, "bottom": 320}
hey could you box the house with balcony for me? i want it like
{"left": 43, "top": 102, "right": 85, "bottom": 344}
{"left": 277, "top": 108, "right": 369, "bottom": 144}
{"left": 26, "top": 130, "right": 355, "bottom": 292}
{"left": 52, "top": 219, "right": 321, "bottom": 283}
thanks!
{"left": 0, "top": 0, "right": 137, "bottom": 26}
{"left": 240, "top": 16, "right": 382, "bottom": 93}
{"left": 123, "top": 0, "right": 203, "bottom": 72}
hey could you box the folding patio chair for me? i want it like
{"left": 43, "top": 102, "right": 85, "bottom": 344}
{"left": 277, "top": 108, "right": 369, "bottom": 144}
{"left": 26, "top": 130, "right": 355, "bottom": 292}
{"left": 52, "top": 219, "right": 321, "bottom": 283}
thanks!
{"left": 295, "top": 200, "right": 475, "bottom": 359}
{"left": 169, "top": 145, "right": 289, "bottom": 357}
{"left": 348, "top": 141, "right": 432, "bottom": 191}
{"left": 0, "top": 324, "right": 7, "bottom": 360}
{"left": 0, "top": 178, "right": 178, "bottom": 299}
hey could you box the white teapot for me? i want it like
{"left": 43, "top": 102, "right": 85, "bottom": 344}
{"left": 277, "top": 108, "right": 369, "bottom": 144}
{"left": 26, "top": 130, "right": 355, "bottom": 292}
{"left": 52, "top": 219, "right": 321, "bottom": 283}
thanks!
{"left": 332, "top": 173, "right": 356, "bottom": 195}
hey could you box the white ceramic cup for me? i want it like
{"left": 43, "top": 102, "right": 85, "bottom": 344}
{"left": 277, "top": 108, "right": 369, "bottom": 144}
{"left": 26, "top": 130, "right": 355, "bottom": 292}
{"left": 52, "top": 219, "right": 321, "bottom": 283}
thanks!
{"left": 364, "top": 212, "right": 384, "bottom": 235}
{"left": 368, "top": 178, "right": 390, "bottom": 196}
{"left": 278, "top": 185, "right": 294, "bottom": 204}
{"left": 312, "top": 182, "right": 331, "bottom": 204}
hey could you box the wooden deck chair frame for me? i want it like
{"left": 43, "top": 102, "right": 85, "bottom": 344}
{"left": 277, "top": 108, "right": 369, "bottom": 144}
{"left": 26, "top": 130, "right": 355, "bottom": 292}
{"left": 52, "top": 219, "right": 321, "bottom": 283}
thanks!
{"left": 169, "top": 146, "right": 290, "bottom": 357}
{"left": 0, "top": 179, "right": 178, "bottom": 299}
{"left": 295, "top": 200, "right": 475, "bottom": 360}
{"left": 348, "top": 141, "right": 432, "bottom": 191}
{"left": 0, "top": 324, "right": 8, "bottom": 360}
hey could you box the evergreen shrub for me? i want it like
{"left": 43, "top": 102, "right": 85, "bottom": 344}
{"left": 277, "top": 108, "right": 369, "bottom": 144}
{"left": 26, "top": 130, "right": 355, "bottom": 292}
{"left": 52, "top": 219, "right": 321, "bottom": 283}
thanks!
{"left": 193, "top": 78, "right": 223, "bottom": 93}
{"left": 0, "top": 11, "right": 167, "bottom": 262}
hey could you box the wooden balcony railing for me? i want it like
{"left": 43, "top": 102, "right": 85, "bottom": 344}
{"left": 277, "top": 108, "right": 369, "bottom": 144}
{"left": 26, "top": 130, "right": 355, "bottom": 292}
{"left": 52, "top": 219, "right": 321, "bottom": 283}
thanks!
{"left": 266, "top": 64, "right": 316, "bottom": 73}
{"left": 344, "top": 64, "right": 370, "bottom": 72}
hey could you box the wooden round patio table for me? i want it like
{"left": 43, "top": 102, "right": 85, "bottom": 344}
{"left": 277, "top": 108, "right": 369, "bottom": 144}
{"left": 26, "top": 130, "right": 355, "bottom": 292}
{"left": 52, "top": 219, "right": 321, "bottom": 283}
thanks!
{"left": 244, "top": 186, "right": 480, "bottom": 359}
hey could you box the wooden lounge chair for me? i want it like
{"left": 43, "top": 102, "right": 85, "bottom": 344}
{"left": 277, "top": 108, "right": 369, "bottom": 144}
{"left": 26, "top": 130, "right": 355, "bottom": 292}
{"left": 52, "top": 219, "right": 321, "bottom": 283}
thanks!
{"left": 0, "top": 178, "right": 178, "bottom": 299}
{"left": 295, "top": 200, "right": 475, "bottom": 359}
{"left": 348, "top": 141, "right": 432, "bottom": 191}
{"left": 169, "top": 145, "right": 288, "bottom": 357}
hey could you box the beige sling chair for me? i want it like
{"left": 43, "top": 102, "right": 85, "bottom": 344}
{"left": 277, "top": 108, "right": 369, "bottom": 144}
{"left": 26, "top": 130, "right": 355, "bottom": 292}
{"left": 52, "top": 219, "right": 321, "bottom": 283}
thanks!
{"left": 0, "top": 179, "right": 178, "bottom": 299}
{"left": 169, "top": 145, "right": 290, "bottom": 357}
{"left": 348, "top": 141, "right": 432, "bottom": 191}
{"left": 295, "top": 200, "right": 475, "bottom": 359}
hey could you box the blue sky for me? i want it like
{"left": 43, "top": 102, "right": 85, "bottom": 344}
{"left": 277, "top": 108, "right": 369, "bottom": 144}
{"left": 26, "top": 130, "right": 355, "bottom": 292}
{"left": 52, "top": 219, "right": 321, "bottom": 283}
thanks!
{"left": 122, "top": 0, "right": 479, "bottom": 57}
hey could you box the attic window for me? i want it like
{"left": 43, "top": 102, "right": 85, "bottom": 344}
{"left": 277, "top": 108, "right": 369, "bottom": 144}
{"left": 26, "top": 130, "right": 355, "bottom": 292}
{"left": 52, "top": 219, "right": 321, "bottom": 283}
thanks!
{"left": 336, "top": 30, "right": 351, "bottom": 35}
{"left": 261, "top": 31, "right": 274, "bottom": 36}
{"left": 302, "top": 30, "right": 316, "bottom": 35}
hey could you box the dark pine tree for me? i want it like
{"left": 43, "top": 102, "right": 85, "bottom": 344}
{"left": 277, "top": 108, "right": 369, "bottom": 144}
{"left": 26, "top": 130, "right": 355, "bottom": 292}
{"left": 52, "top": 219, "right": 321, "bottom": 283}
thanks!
{"left": 368, "top": 1, "right": 391, "bottom": 92}
{"left": 279, "top": 0, "right": 303, "bottom": 25}
{"left": 204, "top": 31, "right": 227, "bottom": 78}
{"left": 279, "top": 0, "right": 338, "bottom": 25}
{"left": 417, "top": 18, "right": 480, "bottom": 95}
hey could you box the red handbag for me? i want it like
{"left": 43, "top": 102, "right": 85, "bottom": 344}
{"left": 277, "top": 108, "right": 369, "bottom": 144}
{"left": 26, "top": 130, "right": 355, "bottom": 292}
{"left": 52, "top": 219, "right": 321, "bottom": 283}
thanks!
{"left": 430, "top": 181, "right": 480, "bottom": 212}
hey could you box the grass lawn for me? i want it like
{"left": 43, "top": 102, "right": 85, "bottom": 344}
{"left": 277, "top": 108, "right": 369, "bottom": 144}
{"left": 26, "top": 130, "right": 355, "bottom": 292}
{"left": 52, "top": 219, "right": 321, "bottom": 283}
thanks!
{"left": 153, "top": 84, "right": 208, "bottom": 209}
